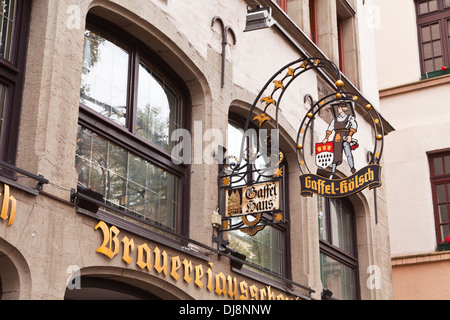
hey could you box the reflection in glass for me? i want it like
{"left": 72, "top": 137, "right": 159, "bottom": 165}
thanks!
{"left": 137, "top": 61, "right": 181, "bottom": 151}
{"left": 434, "top": 157, "right": 444, "bottom": 175}
{"left": 330, "top": 198, "right": 354, "bottom": 255}
{"left": 429, "top": 0, "right": 438, "bottom": 11}
{"left": 228, "top": 225, "right": 284, "bottom": 276}
{"left": 320, "top": 253, "right": 356, "bottom": 300}
{"left": 0, "top": 0, "right": 16, "bottom": 61}
{"left": 318, "top": 196, "right": 328, "bottom": 241}
{"left": 445, "top": 156, "right": 450, "bottom": 174}
{"left": 75, "top": 126, "right": 179, "bottom": 232}
{"left": 81, "top": 30, "right": 129, "bottom": 126}
{"left": 441, "top": 224, "right": 450, "bottom": 241}
{"left": 437, "top": 184, "right": 447, "bottom": 203}
{"left": 439, "top": 204, "right": 449, "bottom": 224}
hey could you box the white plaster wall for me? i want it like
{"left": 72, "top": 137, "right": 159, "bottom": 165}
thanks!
{"left": 373, "top": 0, "right": 422, "bottom": 89}
{"left": 380, "top": 84, "right": 450, "bottom": 256}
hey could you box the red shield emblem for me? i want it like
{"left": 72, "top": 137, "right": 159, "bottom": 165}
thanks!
{"left": 316, "top": 142, "right": 334, "bottom": 169}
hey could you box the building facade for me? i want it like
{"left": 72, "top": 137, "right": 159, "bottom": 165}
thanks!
{"left": 374, "top": 0, "right": 450, "bottom": 300}
{"left": 0, "top": 0, "right": 393, "bottom": 300}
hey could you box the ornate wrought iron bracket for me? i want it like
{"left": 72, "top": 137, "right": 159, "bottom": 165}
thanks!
{"left": 215, "top": 56, "right": 385, "bottom": 239}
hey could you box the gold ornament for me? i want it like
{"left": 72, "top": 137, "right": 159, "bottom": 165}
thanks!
{"left": 335, "top": 79, "right": 344, "bottom": 87}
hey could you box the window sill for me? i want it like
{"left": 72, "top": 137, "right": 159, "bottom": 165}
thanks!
{"left": 0, "top": 175, "right": 39, "bottom": 196}
{"left": 421, "top": 68, "right": 450, "bottom": 80}
{"left": 230, "top": 265, "right": 312, "bottom": 300}
{"left": 379, "top": 73, "right": 450, "bottom": 98}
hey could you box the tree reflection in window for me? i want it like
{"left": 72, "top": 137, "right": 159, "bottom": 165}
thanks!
{"left": 76, "top": 126, "right": 179, "bottom": 232}
{"left": 81, "top": 30, "right": 128, "bottom": 126}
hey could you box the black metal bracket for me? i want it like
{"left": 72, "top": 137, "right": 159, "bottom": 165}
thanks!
{"left": 0, "top": 160, "right": 49, "bottom": 195}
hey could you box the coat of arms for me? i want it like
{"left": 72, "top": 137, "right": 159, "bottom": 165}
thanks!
{"left": 316, "top": 142, "right": 334, "bottom": 169}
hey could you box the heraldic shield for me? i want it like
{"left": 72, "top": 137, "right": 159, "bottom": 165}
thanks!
{"left": 316, "top": 142, "right": 334, "bottom": 169}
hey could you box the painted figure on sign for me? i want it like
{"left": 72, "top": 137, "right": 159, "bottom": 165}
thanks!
{"left": 321, "top": 101, "right": 358, "bottom": 178}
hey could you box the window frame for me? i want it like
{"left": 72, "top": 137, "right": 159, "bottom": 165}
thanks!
{"left": 78, "top": 15, "right": 191, "bottom": 236}
{"left": 319, "top": 197, "right": 360, "bottom": 300}
{"left": 309, "top": 0, "right": 318, "bottom": 44}
{"left": 0, "top": 0, "right": 31, "bottom": 165}
{"left": 275, "top": 0, "right": 287, "bottom": 12}
{"left": 428, "top": 151, "right": 450, "bottom": 245}
{"left": 337, "top": 16, "right": 345, "bottom": 73}
{"left": 415, "top": 0, "right": 450, "bottom": 77}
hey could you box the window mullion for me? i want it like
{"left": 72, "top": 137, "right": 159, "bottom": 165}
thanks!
{"left": 325, "top": 198, "right": 333, "bottom": 242}
{"left": 128, "top": 49, "right": 139, "bottom": 135}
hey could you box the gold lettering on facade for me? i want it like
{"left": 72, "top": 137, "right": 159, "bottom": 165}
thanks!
{"left": 206, "top": 262, "right": 213, "bottom": 292}
{"left": 239, "top": 281, "right": 248, "bottom": 300}
{"left": 183, "top": 259, "right": 193, "bottom": 284}
{"left": 227, "top": 275, "right": 237, "bottom": 300}
{"left": 194, "top": 265, "right": 204, "bottom": 288}
{"left": 137, "top": 243, "right": 152, "bottom": 271}
{"left": 215, "top": 272, "right": 226, "bottom": 296}
{"left": 154, "top": 247, "right": 168, "bottom": 276}
{"left": 94, "top": 221, "right": 120, "bottom": 259}
{"left": 171, "top": 256, "right": 181, "bottom": 281}
{"left": 267, "top": 286, "right": 276, "bottom": 300}
{"left": 122, "top": 236, "right": 134, "bottom": 265}
{"left": 94, "top": 221, "right": 299, "bottom": 300}
{"left": 0, "top": 184, "right": 16, "bottom": 226}
{"left": 250, "top": 285, "right": 259, "bottom": 300}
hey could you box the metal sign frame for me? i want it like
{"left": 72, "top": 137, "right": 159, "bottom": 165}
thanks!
{"left": 216, "top": 56, "right": 385, "bottom": 239}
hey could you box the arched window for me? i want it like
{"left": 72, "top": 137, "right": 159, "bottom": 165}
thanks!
{"left": 0, "top": 0, "right": 30, "bottom": 165}
{"left": 226, "top": 115, "right": 290, "bottom": 278}
{"left": 318, "top": 196, "right": 359, "bottom": 300}
{"left": 76, "top": 15, "right": 189, "bottom": 234}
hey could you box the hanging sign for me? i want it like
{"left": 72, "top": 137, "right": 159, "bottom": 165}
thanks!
{"left": 222, "top": 180, "right": 284, "bottom": 236}
{"left": 297, "top": 97, "right": 384, "bottom": 199}
{"left": 225, "top": 181, "right": 280, "bottom": 216}
{"left": 299, "top": 164, "right": 382, "bottom": 198}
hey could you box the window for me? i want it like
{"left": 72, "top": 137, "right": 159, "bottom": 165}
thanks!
{"left": 275, "top": 0, "right": 287, "bottom": 12}
{"left": 415, "top": 0, "right": 450, "bottom": 78}
{"left": 309, "top": 0, "right": 318, "bottom": 44}
{"left": 318, "top": 196, "right": 359, "bottom": 300}
{"left": 226, "top": 117, "right": 289, "bottom": 277}
{"left": 337, "top": 16, "right": 345, "bottom": 72}
{"left": 76, "top": 17, "right": 188, "bottom": 234}
{"left": 429, "top": 151, "right": 450, "bottom": 245}
{"left": 335, "top": 0, "right": 358, "bottom": 85}
{"left": 0, "top": 0, "right": 30, "bottom": 165}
